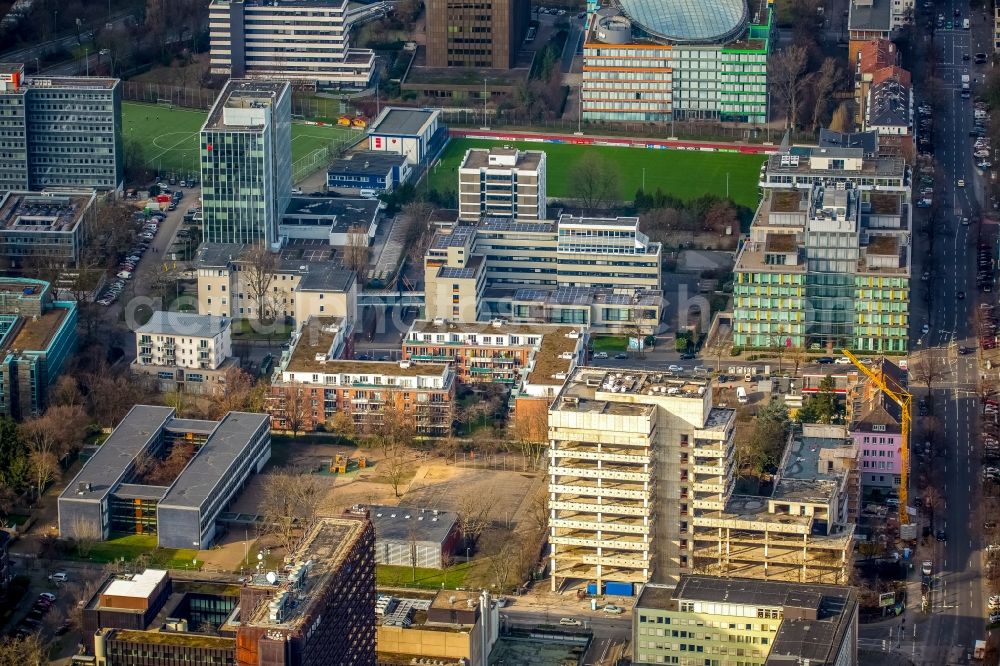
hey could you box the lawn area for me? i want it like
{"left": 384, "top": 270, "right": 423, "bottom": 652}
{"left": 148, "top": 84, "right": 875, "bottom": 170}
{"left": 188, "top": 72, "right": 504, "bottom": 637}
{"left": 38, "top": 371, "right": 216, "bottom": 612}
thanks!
{"left": 591, "top": 335, "right": 628, "bottom": 352}
{"left": 427, "top": 138, "right": 766, "bottom": 210}
{"left": 376, "top": 562, "right": 472, "bottom": 590}
{"left": 231, "top": 318, "right": 293, "bottom": 340}
{"left": 77, "top": 534, "right": 200, "bottom": 569}
{"left": 123, "top": 102, "right": 362, "bottom": 177}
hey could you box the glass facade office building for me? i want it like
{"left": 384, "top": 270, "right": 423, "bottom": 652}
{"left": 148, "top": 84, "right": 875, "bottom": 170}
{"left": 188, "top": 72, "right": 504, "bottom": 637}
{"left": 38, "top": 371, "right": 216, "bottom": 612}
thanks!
{"left": 200, "top": 80, "right": 291, "bottom": 248}
{"left": 582, "top": 0, "right": 771, "bottom": 123}
{"left": 0, "top": 64, "right": 122, "bottom": 192}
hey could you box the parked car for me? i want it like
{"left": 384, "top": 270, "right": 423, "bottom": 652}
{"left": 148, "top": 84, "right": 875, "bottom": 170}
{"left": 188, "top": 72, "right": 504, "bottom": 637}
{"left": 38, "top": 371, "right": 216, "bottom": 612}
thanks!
{"left": 816, "top": 356, "right": 834, "bottom": 364}
{"left": 602, "top": 604, "right": 624, "bottom": 615}
{"left": 48, "top": 572, "right": 68, "bottom": 583}
{"left": 559, "top": 618, "right": 582, "bottom": 626}
{"left": 921, "top": 561, "right": 933, "bottom": 576}
{"left": 614, "top": 353, "right": 628, "bottom": 360}
{"left": 593, "top": 351, "right": 608, "bottom": 359}
{"left": 834, "top": 357, "right": 851, "bottom": 365}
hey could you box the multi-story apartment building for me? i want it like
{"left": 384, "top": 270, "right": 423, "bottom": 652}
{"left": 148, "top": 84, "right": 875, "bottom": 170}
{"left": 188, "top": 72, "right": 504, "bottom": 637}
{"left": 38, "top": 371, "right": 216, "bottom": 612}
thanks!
{"left": 848, "top": 0, "right": 913, "bottom": 63}
{"left": 402, "top": 319, "right": 586, "bottom": 386}
{"left": 865, "top": 75, "right": 913, "bottom": 158}
{"left": 854, "top": 39, "right": 898, "bottom": 127}
{"left": 851, "top": 392, "right": 904, "bottom": 490}
{"left": 0, "top": 189, "right": 96, "bottom": 268}
{"left": 423, "top": 215, "right": 663, "bottom": 331}
{"left": 200, "top": 80, "right": 292, "bottom": 248}
{"left": 59, "top": 405, "right": 271, "bottom": 549}
{"left": 458, "top": 148, "right": 546, "bottom": 222}
{"left": 422, "top": 225, "right": 486, "bottom": 323}
{"left": 208, "top": 0, "right": 376, "bottom": 89}
{"left": 0, "top": 63, "right": 122, "bottom": 192}
{"left": 82, "top": 513, "right": 376, "bottom": 665}
{"left": 195, "top": 243, "right": 358, "bottom": 326}
{"left": 132, "top": 312, "right": 236, "bottom": 395}
{"left": 425, "top": 0, "right": 529, "bottom": 69}
{"left": 0, "top": 277, "right": 76, "bottom": 419}
{"left": 402, "top": 318, "right": 587, "bottom": 439}
{"left": 547, "top": 367, "right": 736, "bottom": 590}
{"left": 633, "top": 576, "right": 859, "bottom": 666}
{"left": 581, "top": 0, "right": 771, "bottom": 123}
{"left": 268, "top": 317, "right": 455, "bottom": 435}
{"left": 734, "top": 147, "right": 910, "bottom": 352}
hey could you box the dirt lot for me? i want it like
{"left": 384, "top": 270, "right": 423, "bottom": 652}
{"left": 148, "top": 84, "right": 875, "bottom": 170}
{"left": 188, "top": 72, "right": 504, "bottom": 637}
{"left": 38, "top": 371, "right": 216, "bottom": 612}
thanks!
{"left": 228, "top": 442, "right": 545, "bottom": 539}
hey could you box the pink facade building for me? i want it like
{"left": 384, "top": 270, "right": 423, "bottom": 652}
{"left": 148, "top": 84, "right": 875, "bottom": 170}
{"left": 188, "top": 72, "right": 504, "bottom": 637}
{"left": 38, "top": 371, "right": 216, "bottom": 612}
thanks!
{"left": 851, "top": 396, "right": 903, "bottom": 489}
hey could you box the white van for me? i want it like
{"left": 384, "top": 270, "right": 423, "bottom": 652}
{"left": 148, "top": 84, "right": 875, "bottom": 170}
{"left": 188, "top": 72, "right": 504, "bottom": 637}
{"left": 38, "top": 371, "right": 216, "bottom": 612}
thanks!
{"left": 736, "top": 386, "right": 748, "bottom": 404}
{"left": 964, "top": 18, "right": 970, "bottom": 29}
{"left": 359, "top": 188, "right": 379, "bottom": 199}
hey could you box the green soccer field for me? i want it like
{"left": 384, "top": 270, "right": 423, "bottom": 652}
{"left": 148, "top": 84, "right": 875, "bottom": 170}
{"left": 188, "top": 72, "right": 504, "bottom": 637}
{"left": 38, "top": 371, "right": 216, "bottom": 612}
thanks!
{"left": 122, "top": 102, "right": 362, "bottom": 178}
{"left": 427, "top": 138, "right": 767, "bottom": 210}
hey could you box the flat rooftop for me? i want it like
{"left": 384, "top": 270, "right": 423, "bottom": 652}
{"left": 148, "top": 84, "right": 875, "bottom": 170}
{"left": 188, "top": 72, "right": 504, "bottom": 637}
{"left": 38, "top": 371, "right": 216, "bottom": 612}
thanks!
{"left": 460, "top": 148, "right": 544, "bottom": 171}
{"left": 368, "top": 505, "right": 457, "bottom": 543}
{"left": 246, "top": 516, "right": 367, "bottom": 629}
{"left": 159, "top": 412, "right": 269, "bottom": 511}
{"left": 868, "top": 192, "right": 902, "bottom": 215}
{"left": 23, "top": 74, "right": 117, "bottom": 89}
{"left": 204, "top": 80, "right": 287, "bottom": 131}
{"left": 429, "top": 225, "right": 476, "bottom": 249}
{"left": 283, "top": 197, "right": 379, "bottom": 227}
{"left": 136, "top": 312, "right": 230, "bottom": 339}
{"left": 370, "top": 108, "right": 437, "bottom": 136}
{"left": 3, "top": 308, "right": 67, "bottom": 353}
{"left": 284, "top": 324, "right": 447, "bottom": 378}
{"left": 768, "top": 190, "right": 809, "bottom": 214}
{"left": 107, "top": 629, "right": 234, "bottom": 650}
{"left": 849, "top": 0, "right": 891, "bottom": 31}
{"left": 328, "top": 152, "right": 408, "bottom": 177}
{"left": 60, "top": 406, "right": 175, "bottom": 503}
{"left": 554, "top": 366, "right": 711, "bottom": 415}
{"left": 765, "top": 150, "right": 905, "bottom": 178}
{"left": 865, "top": 234, "right": 899, "bottom": 255}
{"left": 407, "top": 319, "right": 584, "bottom": 385}
{"left": 0, "top": 191, "right": 93, "bottom": 234}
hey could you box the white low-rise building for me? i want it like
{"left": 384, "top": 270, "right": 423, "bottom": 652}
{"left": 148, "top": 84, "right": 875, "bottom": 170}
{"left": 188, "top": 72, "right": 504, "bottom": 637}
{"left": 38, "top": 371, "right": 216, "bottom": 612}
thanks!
{"left": 133, "top": 312, "right": 236, "bottom": 394}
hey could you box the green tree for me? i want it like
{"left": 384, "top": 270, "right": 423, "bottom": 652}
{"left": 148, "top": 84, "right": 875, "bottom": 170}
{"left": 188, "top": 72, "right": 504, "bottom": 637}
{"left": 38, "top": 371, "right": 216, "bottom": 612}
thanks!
{"left": 798, "top": 375, "right": 842, "bottom": 424}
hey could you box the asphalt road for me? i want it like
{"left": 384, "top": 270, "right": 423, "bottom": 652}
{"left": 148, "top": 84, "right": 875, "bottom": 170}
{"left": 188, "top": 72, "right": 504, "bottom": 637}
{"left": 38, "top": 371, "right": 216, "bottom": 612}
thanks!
{"left": 883, "top": 4, "right": 990, "bottom": 662}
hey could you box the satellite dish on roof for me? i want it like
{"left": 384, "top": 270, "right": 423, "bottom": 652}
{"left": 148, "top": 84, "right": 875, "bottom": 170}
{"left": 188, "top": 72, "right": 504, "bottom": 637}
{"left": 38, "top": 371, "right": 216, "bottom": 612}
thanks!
{"left": 266, "top": 571, "right": 278, "bottom": 585}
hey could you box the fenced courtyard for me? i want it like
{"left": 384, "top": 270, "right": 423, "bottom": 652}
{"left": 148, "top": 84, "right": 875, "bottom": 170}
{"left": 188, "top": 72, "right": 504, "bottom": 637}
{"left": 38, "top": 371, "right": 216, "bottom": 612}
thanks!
{"left": 123, "top": 102, "right": 364, "bottom": 181}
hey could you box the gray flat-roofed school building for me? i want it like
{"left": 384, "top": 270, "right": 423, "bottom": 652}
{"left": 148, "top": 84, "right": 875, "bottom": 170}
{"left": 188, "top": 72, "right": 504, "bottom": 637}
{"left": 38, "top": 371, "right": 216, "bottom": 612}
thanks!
{"left": 58, "top": 406, "right": 270, "bottom": 549}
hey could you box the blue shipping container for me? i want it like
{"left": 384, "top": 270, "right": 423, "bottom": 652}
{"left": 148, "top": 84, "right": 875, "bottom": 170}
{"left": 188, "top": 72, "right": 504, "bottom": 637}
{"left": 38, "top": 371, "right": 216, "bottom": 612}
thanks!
{"left": 605, "top": 582, "right": 634, "bottom": 597}
{"left": 586, "top": 583, "right": 602, "bottom": 595}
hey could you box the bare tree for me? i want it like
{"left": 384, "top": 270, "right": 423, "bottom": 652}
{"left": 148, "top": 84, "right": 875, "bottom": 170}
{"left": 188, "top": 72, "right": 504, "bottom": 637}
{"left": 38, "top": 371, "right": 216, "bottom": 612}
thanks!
{"left": 508, "top": 407, "right": 548, "bottom": 469}
{"left": 364, "top": 403, "right": 414, "bottom": 457}
{"left": 0, "top": 632, "right": 47, "bottom": 664}
{"left": 707, "top": 328, "right": 733, "bottom": 372}
{"left": 401, "top": 202, "right": 435, "bottom": 266}
{"left": 455, "top": 486, "right": 493, "bottom": 551}
{"left": 769, "top": 45, "right": 808, "bottom": 130}
{"left": 241, "top": 245, "right": 278, "bottom": 324}
{"left": 27, "top": 450, "right": 59, "bottom": 499}
{"left": 278, "top": 382, "right": 309, "bottom": 437}
{"left": 809, "top": 57, "right": 841, "bottom": 132}
{"left": 488, "top": 531, "right": 522, "bottom": 591}
{"left": 259, "top": 468, "right": 325, "bottom": 553}
{"left": 72, "top": 514, "right": 102, "bottom": 558}
{"left": 909, "top": 357, "right": 948, "bottom": 393}
{"left": 383, "top": 444, "right": 411, "bottom": 498}
{"left": 51, "top": 376, "right": 83, "bottom": 409}
{"left": 570, "top": 153, "right": 620, "bottom": 213}
{"left": 343, "top": 226, "right": 369, "bottom": 274}
{"left": 211, "top": 367, "right": 266, "bottom": 417}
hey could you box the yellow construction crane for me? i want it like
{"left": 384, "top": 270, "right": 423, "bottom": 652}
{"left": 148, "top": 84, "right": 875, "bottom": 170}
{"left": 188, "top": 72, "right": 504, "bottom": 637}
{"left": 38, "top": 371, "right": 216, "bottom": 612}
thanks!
{"left": 842, "top": 349, "right": 912, "bottom": 526}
